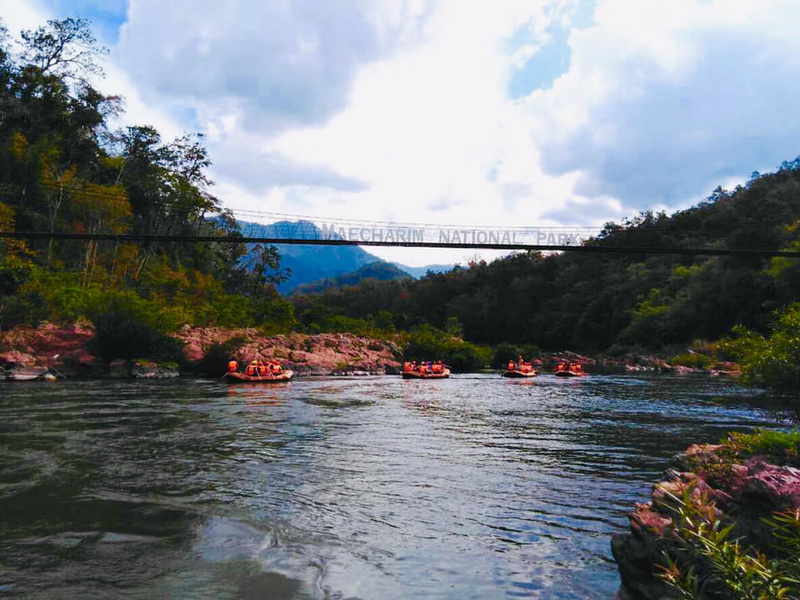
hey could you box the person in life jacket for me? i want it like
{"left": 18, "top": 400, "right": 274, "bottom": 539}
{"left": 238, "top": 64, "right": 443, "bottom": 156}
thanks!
{"left": 227, "top": 359, "right": 239, "bottom": 373}
{"left": 270, "top": 361, "right": 282, "bottom": 374}
{"left": 507, "top": 360, "right": 516, "bottom": 371}
{"left": 403, "top": 361, "right": 412, "bottom": 372}
{"left": 245, "top": 360, "right": 258, "bottom": 376}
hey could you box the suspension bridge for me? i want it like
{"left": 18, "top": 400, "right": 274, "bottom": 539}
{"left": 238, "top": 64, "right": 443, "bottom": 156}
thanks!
{"left": 231, "top": 209, "right": 594, "bottom": 251}
{"left": 2, "top": 206, "right": 800, "bottom": 258}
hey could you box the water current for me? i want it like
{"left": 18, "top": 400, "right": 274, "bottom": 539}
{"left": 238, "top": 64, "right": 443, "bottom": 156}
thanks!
{"left": 0, "top": 374, "right": 794, "bottom": 599}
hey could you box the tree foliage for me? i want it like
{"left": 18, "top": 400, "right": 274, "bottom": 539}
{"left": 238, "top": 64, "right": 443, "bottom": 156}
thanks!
{"left": 0, "top": 17, "right": 293, "bottom": 342}
{"left": 720, "top": 305, "right": 800, "bottom": 392}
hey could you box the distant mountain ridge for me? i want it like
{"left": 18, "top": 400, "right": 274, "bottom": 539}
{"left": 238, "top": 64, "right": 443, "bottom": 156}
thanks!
{"left": 290, "top": 261, "right": 412, "bottom": 295}
{"left": 238, "top": 219, "right": 452, "bottom": 293}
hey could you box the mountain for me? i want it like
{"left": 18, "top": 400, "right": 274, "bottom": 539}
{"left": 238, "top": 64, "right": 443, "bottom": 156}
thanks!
{"left": 239, "top": 220, "right": 386, "bottom": 292}
{"left": 290, "top": 261, "right": 412, "bottom": 295}
{"left": 238, "top": 219, "right": 453, "bottom": 293}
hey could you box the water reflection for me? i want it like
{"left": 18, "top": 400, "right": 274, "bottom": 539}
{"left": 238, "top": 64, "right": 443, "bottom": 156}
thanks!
{"left": 226, "top": 385, "right": 290, "bottom": 407}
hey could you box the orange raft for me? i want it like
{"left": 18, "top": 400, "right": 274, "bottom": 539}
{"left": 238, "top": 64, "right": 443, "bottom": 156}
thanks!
{"left": 502, "top": 368, "right": 537, "bottom": 378}
{"left": 224, "top": 359, "right": 294, "bottom": 383}
{"left": 502, "top": 359, "right": 537, "bottom": 378}
{"left": 554, "top": 362, "right": 587, "bottom": 377}
{"left": 402, "top": 361, "right": 451, "bottom": 379}
{"left": 224, "top": 370, "right": 294, "bottom": 383}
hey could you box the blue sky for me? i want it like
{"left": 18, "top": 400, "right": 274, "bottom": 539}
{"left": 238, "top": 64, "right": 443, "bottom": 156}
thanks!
{"left": 3, "top": 0, "right": 800, "bottom": 266}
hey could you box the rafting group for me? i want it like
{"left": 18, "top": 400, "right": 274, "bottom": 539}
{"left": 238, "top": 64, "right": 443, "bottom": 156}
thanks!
{"left": 223, "top": 356, "right": 586, "bottom": 383}
{"left": 402, "top": 360, "right": 451, "bottom": 379}
{"left": 224, "top": 358, "right": 295, "bottom": 382}
{"left": 501, "top": 356, "right": 588, "bottom": 378}
{"left": 554, "top": 360, "right": 587, "bottom": 377}
{"left": 503, "top": 356, "right": 538, "bottom": 378}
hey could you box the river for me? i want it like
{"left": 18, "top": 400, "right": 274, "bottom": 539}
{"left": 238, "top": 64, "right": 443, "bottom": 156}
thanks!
{"left": 0, "top": 374, "right": 793, "bottom": 599}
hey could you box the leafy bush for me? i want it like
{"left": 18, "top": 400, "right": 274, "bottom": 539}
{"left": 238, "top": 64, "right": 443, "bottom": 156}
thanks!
{"left": 198, "top": 339, "right": 248, "bottom": 377}
{"left": 491, "top": 342, "right": 542, "bottom": 368}
{"left": 0, "top": 285, "right": 49, "bottom": 327}
{"left": 87, "top": 291, "right": 184, "bottom": 363}
{"left": 253, "top": 296, "right": 297, "bottom": 334}
{"left": 659, "top": 483, "right": 800, "bottom": 600}
{"left": 403, "top": 324, "right": 492, "bottom": 371}
{"left": 670, "top": 352, "right": 713, "bottom": 369}
{"left": 720, "top": 304, "right": 800, "bottom": 392}
{"left": 726, "top": 429, "right": 800, "bottom": 466}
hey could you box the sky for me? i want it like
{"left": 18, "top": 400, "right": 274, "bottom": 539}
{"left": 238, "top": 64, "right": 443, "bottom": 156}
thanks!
{"left": 2, "top": 0, "right": 800, "bottom": 267}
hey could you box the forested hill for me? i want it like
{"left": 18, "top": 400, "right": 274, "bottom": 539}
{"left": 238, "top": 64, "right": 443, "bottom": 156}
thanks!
{"left": 291, "top": 160, "right": 800, "bottom": 353}
{"left": 290, "top": 261, "right": 411, "bottom": 296}
{"left": 0, "top": 18, "right": 298, "bottom": 346}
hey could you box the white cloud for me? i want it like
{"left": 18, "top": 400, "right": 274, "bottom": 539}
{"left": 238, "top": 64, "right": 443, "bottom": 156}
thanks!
{"left": 0, "top": 0, "right": 50, "bottom": 37}
{"left": 527, "top": 0, "right": 800, "bottom": 207}
{"left": 117, "top": 0, "right": 434, "bottom": 133}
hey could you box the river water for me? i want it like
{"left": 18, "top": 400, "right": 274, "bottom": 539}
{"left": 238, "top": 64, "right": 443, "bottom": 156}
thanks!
{"left": 0, "top": 374, "right": 793, "bottom": 599}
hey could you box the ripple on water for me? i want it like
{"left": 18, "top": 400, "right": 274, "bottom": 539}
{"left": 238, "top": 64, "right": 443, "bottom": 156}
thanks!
{"left": 0, "top": 374, "right": 791, "bottom": 599}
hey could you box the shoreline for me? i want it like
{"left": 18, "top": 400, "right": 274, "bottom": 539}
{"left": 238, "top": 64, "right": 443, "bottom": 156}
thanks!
{"left": 0, "top": 322, "right": 740, "bottom": 380}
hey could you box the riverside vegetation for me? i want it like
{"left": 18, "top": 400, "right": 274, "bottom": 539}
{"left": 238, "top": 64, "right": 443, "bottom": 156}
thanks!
{"left": 3, "top": 17, "right": 800, "bottom": 599}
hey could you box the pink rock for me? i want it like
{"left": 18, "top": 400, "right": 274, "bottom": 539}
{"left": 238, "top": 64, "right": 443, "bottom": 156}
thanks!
{"left": 735, "top": 460, "right": 800, "bottom": 510}
{"left": 631, "top": 503, "right": 673, "bottom": 536}
{"left": 0, "top": 350, "right": 37, "bottom": 367}
{"left": 685, "top": 443, "right": 723, "bottom": 457}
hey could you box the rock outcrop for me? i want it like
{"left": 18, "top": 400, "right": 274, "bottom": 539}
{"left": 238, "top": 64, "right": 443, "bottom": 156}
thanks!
{"left": 612, "top": 443, "right": 800, "bottom": 599}
{"left": 0, "top": 321, "right": 97, "bottom": 375}
{"left": 0, "top": 322, "right": 402, "bottom": 378}
{"left": 174, "top": 325, "right": 401, "bottom": 375}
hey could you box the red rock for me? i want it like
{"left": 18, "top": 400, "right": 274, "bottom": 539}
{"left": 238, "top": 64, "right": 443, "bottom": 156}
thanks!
{"left": 631, "top": 503, "right": 673, "bottom": 536}
{"left": 735, "top": 459, "right": 800, "bottom": 510}
{"left": 172, "top": 327, "right": 401, "bottom": 375}
{"left": 1, "top": 324, "right": 402, "bottom": 376}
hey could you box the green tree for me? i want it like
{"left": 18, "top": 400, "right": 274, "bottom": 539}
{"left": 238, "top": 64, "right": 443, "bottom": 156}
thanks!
{"left": 720, "top": 304, "right": 800, "bottom": 392}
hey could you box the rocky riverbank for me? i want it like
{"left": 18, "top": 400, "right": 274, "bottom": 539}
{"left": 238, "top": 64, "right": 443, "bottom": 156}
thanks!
{"left": 0, "top": 322, "right": 402, "bottom": 379}
{"left": 0, "top": 322, "right": 740, "bottom": 380}
{"left": 546, "top": 350, "right": 740, "bottom": 377}
{"left": 612, "top": 442, "right": 800, "bottom": 599}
